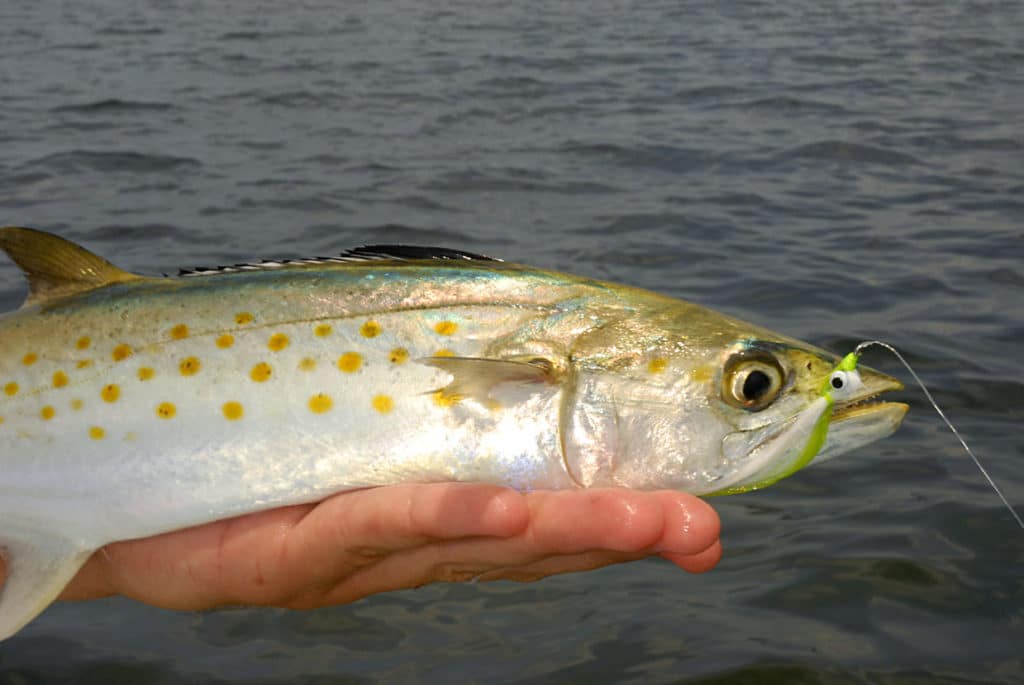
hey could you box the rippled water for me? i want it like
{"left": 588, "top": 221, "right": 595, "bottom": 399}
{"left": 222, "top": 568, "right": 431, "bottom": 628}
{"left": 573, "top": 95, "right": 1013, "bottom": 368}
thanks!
{"left": 1, "top": 1, "right": 1022, "bottom": 683}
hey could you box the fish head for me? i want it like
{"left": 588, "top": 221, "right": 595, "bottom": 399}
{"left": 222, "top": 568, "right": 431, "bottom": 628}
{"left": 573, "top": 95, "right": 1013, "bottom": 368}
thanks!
{"left": 561, "top": 302, "right": 908, "bottom": 494}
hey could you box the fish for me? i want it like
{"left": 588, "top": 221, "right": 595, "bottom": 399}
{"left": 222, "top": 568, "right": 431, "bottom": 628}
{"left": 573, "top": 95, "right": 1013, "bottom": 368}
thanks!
{"left": 0, "top": 226, "right": 907, "bottom": 639}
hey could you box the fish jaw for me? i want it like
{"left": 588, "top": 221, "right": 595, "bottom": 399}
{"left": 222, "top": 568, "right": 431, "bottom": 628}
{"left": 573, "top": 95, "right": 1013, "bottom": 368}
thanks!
{"left": 813, "top": 403, "right": 909, "bottom": 465}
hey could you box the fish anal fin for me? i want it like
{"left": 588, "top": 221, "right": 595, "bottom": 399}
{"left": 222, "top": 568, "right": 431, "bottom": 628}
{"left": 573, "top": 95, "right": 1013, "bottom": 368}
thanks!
{"left": 0, "top": 226, "right": 142, "bottom": 307}
{"left": 0, "top": 530, "right": 94, "bottom": 640}
{"left": 422, "top": 355, "right": 563, "bottom": 404}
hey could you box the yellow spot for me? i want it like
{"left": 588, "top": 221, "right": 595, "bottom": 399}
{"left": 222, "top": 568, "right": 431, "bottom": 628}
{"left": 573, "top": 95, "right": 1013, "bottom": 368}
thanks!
{"left": 337, "top": 352, "right": 362, "bottom": 373}
{"left": 432, "top": 391, "right": 461, "bottom": 408}
{"left": 112, "top": 344, "right": 133, "bottom": 362}
{"left": 179, "top": 356, "right": 201, "bottom": 376}
{"left": 156, "top": 402, "right": 176, "bottom": 419}
{"left": 485, "top": 398, "right": 503, "bottom": 412}
{"left": 360, "top": 320, "right": 382, "bottom": 338}
{"left": 222, "top": 401, "right": 244, "bottom": 421}
{"left": 299, "top": 357, "right": 317, "bottom": 372}
{"left": 216, "top": 333, "right": 235, "bottom": 349}
{"left": 372, "top": 394, "right": 394, "bottom": 414}
{"left": 235, "top": 312, "right": 254, "bottom": 325}
{"left": 76, "top": 336, "right": 91, "bottom": 350}
{"left": 71, "top": 398, "right": 84, "bottom": 411}
{"left": 138, "top": 366, "right": 155, "bottom": 381}
{"left": 89, "top": 426, "right": 105, "bottom": 440}
{"left": 690, "top": 365, "right": 713, "bottom": 383}
{"left": 53, "top": 370, "right": 69, "bottom": 388}
{"left": 389, "top": 347, "right": 409, "bottom": 364}
{"left": 648, "top": 358, "right": 668, "bottom": 374}
{"left": 268, "top": 333, "right": 290, "bottom": 352}
{"left": 308, "top": 393, "right": 333, "bottom": 414}
{"left": 434, "top": 348, "right": 456, "bottom": 358}
{"left": 250, "top": 362, "right": 272, "bottom": 382}
{"left": 314, "top": 324, "right": 333, "bottom": 337}
{"left": 434, "top": 320, "right": 458, "bottom": 336}
{"left": 77, "top": 359, "right": 93, "bottom": 369}
{"left": 4, "top": 382, "right": 18, "bottom": 396}
{"left": 170, "top": 324, "right": 189, "bottom": 340}
{"left": 41, "top": 405, "right": 55, "bottom": 420}
{"left": 101, "top": 384, "right": 120, "bottom": 403}
{"left": 0, "top": 416, "right": 4, "bottom": 425}
{"left": 22, "top": 353, "right": 37, "bottom": 366}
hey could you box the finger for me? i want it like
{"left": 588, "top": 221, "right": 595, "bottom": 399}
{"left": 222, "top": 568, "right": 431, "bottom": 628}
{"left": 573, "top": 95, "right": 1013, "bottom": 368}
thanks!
{"left": 661, "top": 539, "right": 723, "bottom": 574}
{"left": 278, "top": 483, "right": 529, "bottom": 594}
{"left": 650, "top": 491, "right": 721, "bottom": 556}
{"left": 475, "top": 549, "right": 648, "bottom": 583}
{"left": 482, "top": 537, "right": 723, "bottom": 583}
{"left": 524, "top": 489, "right": 719, "bottom": 558}
{"left": 288, "top": 483, "right": 529, "bottom": 555}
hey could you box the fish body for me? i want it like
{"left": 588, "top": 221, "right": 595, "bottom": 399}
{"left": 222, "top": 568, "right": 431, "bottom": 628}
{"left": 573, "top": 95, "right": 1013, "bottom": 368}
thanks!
{"left": 0, "top": 227, "right": 907, "bottom": 638}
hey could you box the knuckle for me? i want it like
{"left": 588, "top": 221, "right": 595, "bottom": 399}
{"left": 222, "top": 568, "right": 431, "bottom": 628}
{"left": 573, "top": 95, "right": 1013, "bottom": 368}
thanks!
{"left": 347, "top": 545, "right": 389, "bottom": 566}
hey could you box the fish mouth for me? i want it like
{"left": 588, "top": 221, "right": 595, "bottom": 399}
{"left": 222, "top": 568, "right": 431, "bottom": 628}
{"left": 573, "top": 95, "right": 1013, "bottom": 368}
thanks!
{"left": 831, "top": 365, "right": 906, "bottom": 422}
{"left": 833, "top": 399, "right": 908, "bottom": 422}
{"left": 814, "top": 366, "right": 908, "bottom": 464}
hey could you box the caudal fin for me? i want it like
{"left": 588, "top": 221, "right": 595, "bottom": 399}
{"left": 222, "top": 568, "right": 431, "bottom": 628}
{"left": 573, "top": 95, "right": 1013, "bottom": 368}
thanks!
{"left": 0, "top": 529, "right": 93, "bottom": 640}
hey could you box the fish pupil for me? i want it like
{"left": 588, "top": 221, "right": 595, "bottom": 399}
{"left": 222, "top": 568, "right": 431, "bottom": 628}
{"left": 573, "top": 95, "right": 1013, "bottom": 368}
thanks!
{"left": 831, "top": 376, "right": 844, "bottom": 389}
{"left": 743, "top": 370, "right": 772, "bottom": 400}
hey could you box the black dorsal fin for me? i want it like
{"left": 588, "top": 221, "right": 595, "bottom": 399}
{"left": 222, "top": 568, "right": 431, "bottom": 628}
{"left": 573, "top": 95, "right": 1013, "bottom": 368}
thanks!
{"left": 177, "top": 244, "right": 501, "bottom": 277}
{"left": 339, "top": 245, "right": 500, "bottom": 262}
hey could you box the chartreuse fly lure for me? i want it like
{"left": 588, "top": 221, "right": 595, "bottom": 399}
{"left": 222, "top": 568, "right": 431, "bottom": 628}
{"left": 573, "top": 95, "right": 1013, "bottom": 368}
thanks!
{"left": 847, "top": 339, "right": 1024, "bottom": 528}
{"left": 828, "top": 342, "right": 1022, "bottom": 530}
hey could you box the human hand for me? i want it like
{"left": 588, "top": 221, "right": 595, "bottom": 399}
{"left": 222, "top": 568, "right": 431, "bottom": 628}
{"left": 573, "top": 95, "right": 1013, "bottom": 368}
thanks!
{"left": 1, "top": 484, "right": 721, "bottom": 612}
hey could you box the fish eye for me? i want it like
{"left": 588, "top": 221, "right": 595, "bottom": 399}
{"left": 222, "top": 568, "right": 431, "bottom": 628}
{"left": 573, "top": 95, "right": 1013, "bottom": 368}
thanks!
{"left": 723, "top": 352, "right": 785, "bottom": 411}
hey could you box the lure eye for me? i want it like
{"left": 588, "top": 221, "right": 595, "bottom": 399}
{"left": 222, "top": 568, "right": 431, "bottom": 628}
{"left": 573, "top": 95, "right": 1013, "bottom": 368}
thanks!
{"left": 828, "top": 368, "right": 866, "bottom": 401}
{"left": 723, "top": 353, "right": 786, "bottom": 411}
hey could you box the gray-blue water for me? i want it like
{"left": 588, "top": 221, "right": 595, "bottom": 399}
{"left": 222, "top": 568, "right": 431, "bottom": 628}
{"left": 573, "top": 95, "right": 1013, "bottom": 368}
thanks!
{"left": 1, "top": 1, "right": 1022, "bottom": 682}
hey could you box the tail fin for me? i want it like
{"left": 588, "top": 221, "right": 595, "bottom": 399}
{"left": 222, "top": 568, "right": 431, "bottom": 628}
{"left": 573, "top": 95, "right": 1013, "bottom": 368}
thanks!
{"left": 0, "top": 527, "right": 93, "bottom": 640}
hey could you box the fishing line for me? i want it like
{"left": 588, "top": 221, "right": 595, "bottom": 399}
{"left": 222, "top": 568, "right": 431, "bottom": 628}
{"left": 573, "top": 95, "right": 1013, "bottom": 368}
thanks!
{"left": 850, "top": 339, "right": 1023, "bottom": 530}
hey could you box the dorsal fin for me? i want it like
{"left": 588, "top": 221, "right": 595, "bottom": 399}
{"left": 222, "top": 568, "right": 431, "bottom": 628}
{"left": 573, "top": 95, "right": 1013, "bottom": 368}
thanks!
{"left": 177, "top": 244, "right": 501, "bottom": 277}
{"left": 0, "top": 226, "right": 142, "bottom": 307}
{"left": 339, "top": 245, "right": 500, "bottom": 262}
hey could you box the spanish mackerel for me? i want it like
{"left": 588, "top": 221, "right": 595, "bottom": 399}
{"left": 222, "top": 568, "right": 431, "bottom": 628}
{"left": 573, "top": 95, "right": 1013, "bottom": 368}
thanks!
{"left": 0, "top": 227, "right": 907, "bottom": 639}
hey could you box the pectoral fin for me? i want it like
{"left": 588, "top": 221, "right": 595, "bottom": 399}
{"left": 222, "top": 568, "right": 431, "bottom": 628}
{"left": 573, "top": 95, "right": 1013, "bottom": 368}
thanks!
{"left": 0, "top": 226, "right": 142, "bottom": 307}
{"left": 0, "top": 529, "right": 94, "bottom": 640}
{"left": 422, "top": 355, "right": 562, "bottom": 404}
